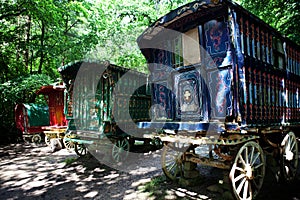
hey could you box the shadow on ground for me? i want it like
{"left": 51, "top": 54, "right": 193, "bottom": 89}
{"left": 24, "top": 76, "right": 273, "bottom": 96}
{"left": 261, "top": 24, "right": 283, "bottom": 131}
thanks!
{"left": 1, "top": 143, "right": 300, "bottom": 200}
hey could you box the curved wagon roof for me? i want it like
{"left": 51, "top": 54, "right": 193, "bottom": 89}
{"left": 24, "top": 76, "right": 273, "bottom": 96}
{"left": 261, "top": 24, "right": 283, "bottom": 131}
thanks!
{"left": 137, "top": 0, "right": 299, "bottom": 50}
{"left": 58, "top": 60, "right": 147, "bottom": 91}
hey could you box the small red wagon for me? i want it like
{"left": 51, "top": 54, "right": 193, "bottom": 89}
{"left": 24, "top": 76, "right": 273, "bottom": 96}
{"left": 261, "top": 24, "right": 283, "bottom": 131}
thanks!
{"left": 15, "top": 103, "right": 49, "bottom": 143}
{"left": 15, "top": 83, "right": 67, "bottom": 144}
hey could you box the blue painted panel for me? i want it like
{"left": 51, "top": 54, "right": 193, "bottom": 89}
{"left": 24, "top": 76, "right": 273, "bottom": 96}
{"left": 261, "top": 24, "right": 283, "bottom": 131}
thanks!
{"left": 151, "top": 82, "right": 175, "bottom": 120}
{"left": 173, "top": 69, "right": 202, "bottom": 120}
{"left": 208, "top": 69, "right": 232, "bottom": 119}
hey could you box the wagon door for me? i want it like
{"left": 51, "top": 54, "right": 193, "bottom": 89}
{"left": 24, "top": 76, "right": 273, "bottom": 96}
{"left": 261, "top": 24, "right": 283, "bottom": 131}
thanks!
{"left": 172, "top": 28, "right": 202, "bottom": 121}
{"left": 202, "top": 18, "right": 233, "bottom": 120}
{"left": 72, "top": 63, "right": 105, "bottom": 131}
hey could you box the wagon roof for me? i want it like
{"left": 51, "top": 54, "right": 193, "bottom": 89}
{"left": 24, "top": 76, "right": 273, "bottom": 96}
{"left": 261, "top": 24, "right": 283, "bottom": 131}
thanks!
{"left": 58, "top": 60, "right": 147, "bottom": 90}
{"left": 36, "top": 84, "right": 65, "bottom": 95}
{"left": 57, "top": 61, "right": 83, "bottom": 84}
{"left": 137, "top": 0, "right": 297, "bottom": 48}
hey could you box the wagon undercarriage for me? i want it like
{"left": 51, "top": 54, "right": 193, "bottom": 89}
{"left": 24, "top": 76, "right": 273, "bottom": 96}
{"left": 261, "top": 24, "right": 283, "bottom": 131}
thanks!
{"left": 63, "top": 129, "right": 162, "bottom": 163}
{"left": 143, "top": 124, "right": 299, "bottom": 199}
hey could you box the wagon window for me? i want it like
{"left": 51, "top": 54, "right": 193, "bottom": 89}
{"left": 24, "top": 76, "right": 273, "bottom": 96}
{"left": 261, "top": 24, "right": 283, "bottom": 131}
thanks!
{"left": 182, "top": 28, "right": 201, "bottom": 66}
{"left": 172, "top": 35, "right": 184, "bottom": 68}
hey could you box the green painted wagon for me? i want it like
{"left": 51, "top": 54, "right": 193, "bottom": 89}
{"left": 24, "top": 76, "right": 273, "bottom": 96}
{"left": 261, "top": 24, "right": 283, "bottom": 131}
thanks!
{"left": 58, "top": 61, "right": 157, "bottom": 161}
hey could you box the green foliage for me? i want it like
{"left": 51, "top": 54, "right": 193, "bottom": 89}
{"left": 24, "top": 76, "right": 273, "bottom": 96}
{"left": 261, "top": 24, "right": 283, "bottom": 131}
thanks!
{"left": 86, "top": 0, "right": 195, "bottom": 71}
{"left": 0, "top": 74, "right": 53, "bottom": 129}
{"left": 0, "top": 0, "right": 102, "bottom": 82}
{"left": 139, "top": 175, "right": 167, "bottom": 199}
{"left": 63, "top": 157, "right": 77, "bottom": 165}
{"left": 240, "top": 0, "right": 300, "bottom": 45}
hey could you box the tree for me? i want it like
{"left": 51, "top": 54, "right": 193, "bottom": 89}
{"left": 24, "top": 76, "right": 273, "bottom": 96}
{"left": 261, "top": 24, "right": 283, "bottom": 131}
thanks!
{"left": 86, "top": 0, "right": 195, "bottom": 72}
{"left": 0, "top": 0, "right": 105, "bottom": 140}
{"left": 240, "top": 0, "right": 300, "bottom": 45}
{"left": 0, "top": 74, "right": 53, "bottom": 143}
{"left": 0, "top": 0, "right": 104, "bottom": 82}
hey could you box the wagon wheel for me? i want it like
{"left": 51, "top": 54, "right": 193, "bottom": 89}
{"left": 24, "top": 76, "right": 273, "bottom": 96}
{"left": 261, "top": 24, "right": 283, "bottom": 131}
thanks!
{"left": 22, "top": 135, "right": 30, "bottom": 143}
{"left": 161, "top": 142, "right": 189, "bottom": 181}
{"left": 229, "top": 141, "right": 265, "bottom": 200}
{"left": 280, "top": 131, "right": 298, "bottom": 183}
{"left": 32, "top": 134, "right": 42, "bottom": 143}
{"left": 45, "top": 135, "right": 51, "bottom": 146}
{"left": 75, "top": 143, "right": 87, "bottom": 156}
{"left": 63, "top": 134, "right": 75, "bottom": 150}
{"left": 111, "top": 137, "right": 130, "bottom": 162}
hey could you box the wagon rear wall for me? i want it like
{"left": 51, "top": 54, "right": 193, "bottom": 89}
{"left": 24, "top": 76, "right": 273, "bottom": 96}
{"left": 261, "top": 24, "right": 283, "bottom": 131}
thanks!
{"left": 59, "top": 61, "right": 151, "bottom": 137}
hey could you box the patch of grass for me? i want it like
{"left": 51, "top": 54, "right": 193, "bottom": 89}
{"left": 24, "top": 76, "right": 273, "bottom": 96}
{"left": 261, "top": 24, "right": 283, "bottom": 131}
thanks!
{"left": 139, "top": 175, "right": 168, "bottom": 199}
{"left": 63, "top": 157, "right": 77, "bottom": 165}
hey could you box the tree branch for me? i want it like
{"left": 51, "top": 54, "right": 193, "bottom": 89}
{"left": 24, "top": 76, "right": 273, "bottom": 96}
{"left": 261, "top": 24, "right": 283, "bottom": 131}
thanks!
{"left": 0, "top": 8, "right": 27, "bottom": 20}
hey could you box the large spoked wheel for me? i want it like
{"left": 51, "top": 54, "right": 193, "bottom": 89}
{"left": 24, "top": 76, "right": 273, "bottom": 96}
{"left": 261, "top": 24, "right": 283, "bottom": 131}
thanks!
{"left": 161, "top": 142, "right": 189, "bottom": 181}
{"left": 63, "top": 134, "right": 75, "bottom": 150}
{"left": 229, "top": 141, "right": 265, "bottom": 200}
{"left": 111, "top": 137, "right": 130, "bottom": 162}
{"left": 32, "top": 134, "right": 42, "bottom": 143}
{"left": 22, "top": 135, "right": 30, "bottom": 143}
{"left": 75, "top": 143, "right": 87, "bottom": 156}
{"left": 280, "top": 131, "right": 298, "bottom": 183}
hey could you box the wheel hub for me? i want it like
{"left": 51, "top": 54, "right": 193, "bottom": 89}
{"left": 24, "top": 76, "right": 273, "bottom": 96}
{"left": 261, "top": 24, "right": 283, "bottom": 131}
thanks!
{"left": 245, "top": 164, "right": 253, "bottom": 179}
{"left": 285, "top": 150, "right": 294, "bottom": 161}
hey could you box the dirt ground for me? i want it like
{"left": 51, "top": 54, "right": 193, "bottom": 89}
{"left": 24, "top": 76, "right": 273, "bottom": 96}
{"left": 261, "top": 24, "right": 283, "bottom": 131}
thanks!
{"left": 1, "top": 143, "right": 300, "bottom": 200}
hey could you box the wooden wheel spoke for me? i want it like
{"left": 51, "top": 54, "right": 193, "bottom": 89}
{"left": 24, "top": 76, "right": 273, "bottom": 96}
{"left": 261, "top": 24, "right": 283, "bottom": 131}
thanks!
{"left": 120, "top": 140, "right": 126, "bottom": 148}
{"left": 243, "top": 180, "right": 249, "bottom": 200}
{"left": 244, "top": 147, "right": 249, "bottom": 164}
{"left": 249, "top": 146, "right": 255, "bottom": 166}
{"left": 113, "top": 153, "right": 120, "bottom": 161}
{"left": 251, "top": 153, "right": 260, "bottom": 166}
{"left": 252, "top": 178, "right": 259, "bottom": 190}
{"left": 239, "top": 154, "right": 247, "bottom": 167}
{"left": 75, "top": 144, "right": 87, "bottom": 156}
{"left": 236, "top": 178, "right": 247, "bottom": 194}
{"left": 111, "top": 138, "right": 130, "bottom": 162}
{"left": 254, "top": 162, "right": 264, "bottom": 170}
{"left": 165, "top": 157, "right": 178, "bottom": 166}
{"left": 235, "top": 166, "right": 244, "bottom": 172}
{"left": 166, "top": 162, "right": 176, "bottom": 172}
{"left": 290, "top": 140, "right": 296, "bottom": 151}
{"left": 234, "top": 173, "right": 246, "bottom": 182}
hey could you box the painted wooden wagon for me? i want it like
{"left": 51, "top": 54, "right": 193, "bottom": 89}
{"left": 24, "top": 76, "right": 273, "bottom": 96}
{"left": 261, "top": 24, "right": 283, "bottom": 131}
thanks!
{"left": 15, "top": 103, "right": 49, "bottom": 143}
{"left": 36, "top": 84, "right": 68, "bottom": 146}
{"left": 137, "top": 0, "right": 300, "bottom": 199}
{"left": 15, "top": 84, "right": 67, "bottom": 144}
{"left": 58, "top": 61, "right": 155, "bottom": 160}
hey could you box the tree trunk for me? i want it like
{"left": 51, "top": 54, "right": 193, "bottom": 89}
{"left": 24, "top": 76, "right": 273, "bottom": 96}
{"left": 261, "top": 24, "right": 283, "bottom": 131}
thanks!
{"left": 38, "top": 21, "right": 45, "bottom": 74}
{"left": 25, "top": 15, "right": 31, "bottom": 69}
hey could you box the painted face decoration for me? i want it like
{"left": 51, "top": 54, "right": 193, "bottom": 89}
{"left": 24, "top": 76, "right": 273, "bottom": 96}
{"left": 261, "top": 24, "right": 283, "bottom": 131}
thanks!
{"left": 184, "top": 90, "right": 192, "bottom": 103}
{"left": 210, "top": 23, "right": 223, "bottom": 52}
